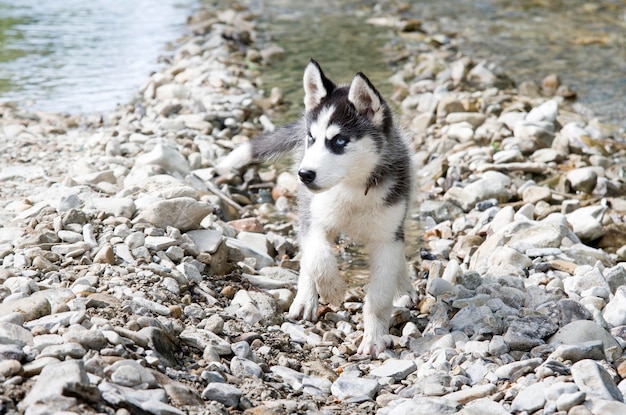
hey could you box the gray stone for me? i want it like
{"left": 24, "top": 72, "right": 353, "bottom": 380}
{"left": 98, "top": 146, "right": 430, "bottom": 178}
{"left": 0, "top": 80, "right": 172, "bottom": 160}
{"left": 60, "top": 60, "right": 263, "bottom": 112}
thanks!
{"left": 236, "top": 231, "right": 271, "bottom": 256}
{"left": 230, "top": 357, "right": 263, "bottom": 378}
{"left": 0, "top": 344, "right": 24, "bottom": 361}
{"left": 231, "top": 341, "right": 251, "bottom": 359}
{"left": 138, "top": 326, "right": 180, "bottom": 368}
{"left": 511, "top": 382, "right": 547, "bottom": 413}
{"left": 513, "top": 120, "right": 555, "bottom": 151}
{"left": 586, "top": 400, "right": 626, "bottom": 414}
{"left": 141, "top": 400, "right": 187, "bottom": 415}
{"left": 444, "top": 384, "right": 497, "bottom": 405}
{"left": 548, "top": 320, "right": 622, "bottom": 361}
{"left": 445, "top": 112, "right": 486, "bottom": 128}
{"left": 0, "top": 359, "right": 21, "bottom": 378}
{"left": 503, "top": 314, "right": 558, "bottom": 351}
{"left": 270, "top": 365, "right": 306, "bottom": 391}
{"left": 566, "top": 206, "right": 607, "bottom": 242}
{"left": 99, "top": 380, "right": 167, "bottom": 409}
{"left": 0, "top": 321, "right": 34, "bottom": 346}
{"left": 420, "top": 200, "right": 465, "bottom": 223}
{"left": 426, "top": 278, "right": 455, "bottom": 297}
{"left": 493, "top": 358, "right": 543, "bottom": 380}
{"left": 548, "top": 341, "right": 605, "bottom": 363}
{"left": 63, "top": 328, "right": 107, "bottom": 350}
{"left": 201, "top": 383, "right": 242, "bottom": 408}
{"left": 457, "top": 397, "right": 509, "bottom": 415}
{"left": 544, "top": 381, "right": 579, "bottom": 401}
{"left": 571, "top": 359, "right": 623, "bottom": 402}
{"left": 230, "top": 290, "right": 283, "bottom": 326}
{"left": 90, "top": 197, "right": 136, "bottom": 218}
{"left": 558, "top": 298, "right": 593, "bottom": 326}
{"left": 19, "top": 360, "right": 90, "bottom": 412}
{"left": 39, "top": 342, "right": 86, "bottom": 359}
{"left": 567, "top": 167, "right": 600, "bottom": 194}
{"left": 225, "top": 237, "right": 274, "bottom": 269}
{"left": 604, "top": 265, "right": 626, "bottom": 294}
{"left": 107, "top": 359, "right": 158, "bottom": 388}
{"left": 185, "top": 229, "right": 223, "bottom": 254}
{"left": 447, "top": 171, "right": 512, "bottom": 210}
{"left": 556, "top": 391, "right": 586, "bottom": 412}
{"left": 603, "top": 286, "right": 626, "bottom": 327}
{"left": 144, "top": 236, "right": 178, "bottom": 251}
{"left": 377, "top": 397, "right": 461, "bottom": 415}
{"left": 526, "top": 99, "right": 558, "bottom": 123}
{"left": 449, "top": 305, "right": 500, "bottom": 336}
{"left": 280, "top": 322, "right": 322, "bottom": 346}
{"left": 179, "top": 327, "right": 231, "bottom": 355}
{"left": 132, "top": 296, "right": 171, "bottom": 316}
{"left": 135, "top": 197, "right": 213, "bottom": 232}
{"left": 134, "top": 143, "right": 190, "bottom": 176}
{"left": 331, "top": 375, "right": 379, "bottom": 400}
{"left": 488, "top": 335, "right": 509, "bottom": 356}
{"left": 0, "top": 294, "right": 51, "bottom": 322}
{"left": 370, "top": 359, "right": 417, "bottom": 381}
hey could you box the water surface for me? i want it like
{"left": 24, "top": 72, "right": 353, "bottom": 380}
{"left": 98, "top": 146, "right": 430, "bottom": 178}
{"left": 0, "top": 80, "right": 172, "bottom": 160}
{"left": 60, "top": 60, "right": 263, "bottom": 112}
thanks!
{"left": 249, "top": 0, "right": 625, "bottom": 128}
{"left": 0, "top": 0, "right": 195, "bottom": 113}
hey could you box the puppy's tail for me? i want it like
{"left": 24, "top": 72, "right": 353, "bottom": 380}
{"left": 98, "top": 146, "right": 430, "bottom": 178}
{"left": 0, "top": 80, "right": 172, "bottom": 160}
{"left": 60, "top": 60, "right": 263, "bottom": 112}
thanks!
{"left": 216, "top": 119, "right": 304, "bottom": 173}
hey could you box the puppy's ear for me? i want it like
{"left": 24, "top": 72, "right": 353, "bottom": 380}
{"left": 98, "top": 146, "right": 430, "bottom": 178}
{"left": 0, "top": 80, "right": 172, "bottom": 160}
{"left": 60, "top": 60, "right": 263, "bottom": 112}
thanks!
{"left": 348, "top": 72, "right": 384, "bottom": 126}
{"left": 303, "top": 59, "right": 335, "bottom": 111}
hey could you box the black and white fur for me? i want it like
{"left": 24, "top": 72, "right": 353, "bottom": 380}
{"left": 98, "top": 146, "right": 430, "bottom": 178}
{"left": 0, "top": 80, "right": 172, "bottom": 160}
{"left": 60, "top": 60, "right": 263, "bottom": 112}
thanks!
{"left": 219, "top": 60, "right": 415, "bottom": 357}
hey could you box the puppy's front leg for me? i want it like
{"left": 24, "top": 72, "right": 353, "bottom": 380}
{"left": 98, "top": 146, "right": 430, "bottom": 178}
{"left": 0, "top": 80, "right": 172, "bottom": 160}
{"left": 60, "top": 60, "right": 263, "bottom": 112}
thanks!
{"left": 288, "top": 228, "right": 345, "bottom": 321}
{"left": 358, "top": 240, "right": 406, "bottom": 357}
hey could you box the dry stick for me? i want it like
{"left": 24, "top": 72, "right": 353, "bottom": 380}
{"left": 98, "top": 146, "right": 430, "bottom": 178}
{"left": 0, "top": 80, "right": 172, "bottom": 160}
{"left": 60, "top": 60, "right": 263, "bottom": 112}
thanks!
{"left": 201, "top": 175, "right": 244, "bottom": 212}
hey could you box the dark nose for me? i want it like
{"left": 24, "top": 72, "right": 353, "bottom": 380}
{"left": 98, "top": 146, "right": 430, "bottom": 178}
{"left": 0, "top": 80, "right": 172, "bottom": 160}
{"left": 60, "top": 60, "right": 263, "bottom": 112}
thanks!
{"left": 298, "top": 169, "right": 316, "bottom": 185}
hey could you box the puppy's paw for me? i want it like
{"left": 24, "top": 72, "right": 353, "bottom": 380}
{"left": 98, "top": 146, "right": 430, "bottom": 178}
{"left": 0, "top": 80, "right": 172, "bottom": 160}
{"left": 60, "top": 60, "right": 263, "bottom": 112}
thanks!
{"left": 357, "top": 334, "right": 390, "bottom": 358}
{"left": 287, "top": 292, "right": 319, "bottom": 321}
{"left": 316, "top": 276, "right": 347, "bottom": 307}
{"left": 393, "top": 289, "right": 418, "bottom": 308}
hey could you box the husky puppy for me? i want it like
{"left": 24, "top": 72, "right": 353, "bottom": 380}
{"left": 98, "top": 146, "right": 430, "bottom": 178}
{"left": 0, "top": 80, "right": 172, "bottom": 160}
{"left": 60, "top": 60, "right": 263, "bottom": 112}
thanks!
{"left": 220, "top": 60, "right": 415, "bottom": 357}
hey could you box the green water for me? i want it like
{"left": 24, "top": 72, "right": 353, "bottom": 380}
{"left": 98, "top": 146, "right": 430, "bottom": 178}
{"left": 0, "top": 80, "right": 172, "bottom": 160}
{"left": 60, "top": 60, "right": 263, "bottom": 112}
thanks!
{"left": 1, "top": 0, "right": 623, "bottom": 125}
{"left": 0, "top": 0, "right": 195, "bottom": 113}
{"left": 248, "top": 0, "right": 625, "bottom": 128}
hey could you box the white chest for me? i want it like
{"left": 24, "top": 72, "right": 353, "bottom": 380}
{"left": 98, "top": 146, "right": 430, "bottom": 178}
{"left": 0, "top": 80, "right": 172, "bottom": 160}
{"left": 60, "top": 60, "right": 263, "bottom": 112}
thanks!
{"left": 308, "top": 184, "right": 405, "bottom": 243}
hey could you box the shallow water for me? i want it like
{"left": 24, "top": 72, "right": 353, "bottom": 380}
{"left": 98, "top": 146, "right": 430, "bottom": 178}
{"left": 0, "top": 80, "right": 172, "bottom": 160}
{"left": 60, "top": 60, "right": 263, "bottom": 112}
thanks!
{"left": 0, "top": 0, "right": 195, "bottom": 113}
{"left": 249, "top": 0, "right": 626, "bottom": 128}
{"left": 1, "top": 0, "right": 622, "bottom": 123}
{"left": 414, "top": 0, "right": 626, "bottom": 128}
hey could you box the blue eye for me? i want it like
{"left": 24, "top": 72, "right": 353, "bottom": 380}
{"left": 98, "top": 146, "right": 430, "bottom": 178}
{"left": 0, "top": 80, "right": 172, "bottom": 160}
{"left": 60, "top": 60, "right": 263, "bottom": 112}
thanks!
{"left": 307, "top": 134, "right": 314, "bottom": 147}
{"left": 328, "top": 134, "right": 349, "bottom": 154}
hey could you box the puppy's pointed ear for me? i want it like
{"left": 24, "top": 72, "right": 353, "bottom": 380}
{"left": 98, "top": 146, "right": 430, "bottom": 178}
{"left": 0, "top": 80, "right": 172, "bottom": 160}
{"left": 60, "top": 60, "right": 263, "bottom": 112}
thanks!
{"left": 348, "top": 72, "right": 385, "bottom": 127}
{"left": 303, "top": 59, "right": 335, "bottom": 111}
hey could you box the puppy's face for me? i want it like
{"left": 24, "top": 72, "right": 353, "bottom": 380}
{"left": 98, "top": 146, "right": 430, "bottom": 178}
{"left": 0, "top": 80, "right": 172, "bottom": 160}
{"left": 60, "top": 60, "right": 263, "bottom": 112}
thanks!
{"left": 298, "top": 104, "right": 378, "bottom": 192}
{"left": 298, "top": 60, "right": 388, "bottom": 193}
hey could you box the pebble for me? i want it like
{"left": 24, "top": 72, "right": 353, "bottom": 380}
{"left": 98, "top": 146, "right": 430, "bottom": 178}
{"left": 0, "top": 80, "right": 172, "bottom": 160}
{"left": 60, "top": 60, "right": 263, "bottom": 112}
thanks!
{"left": 201, "top": 383, "right": 242, "bottom": 408}
{"left": 331, "top": 375, "right": 380, "bottom": 401}
{"left": 0, "top": 3, "right": 624, "bottom": 415}
{"left": 571, "top": 359, "right": 623, "bottom": 401}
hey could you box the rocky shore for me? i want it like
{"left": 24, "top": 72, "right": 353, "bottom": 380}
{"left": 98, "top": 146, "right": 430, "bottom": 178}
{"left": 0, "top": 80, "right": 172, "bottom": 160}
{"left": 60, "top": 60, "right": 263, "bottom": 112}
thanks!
{"left": 1, "top": 4, "right": 626, "bottom": 415}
